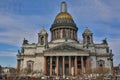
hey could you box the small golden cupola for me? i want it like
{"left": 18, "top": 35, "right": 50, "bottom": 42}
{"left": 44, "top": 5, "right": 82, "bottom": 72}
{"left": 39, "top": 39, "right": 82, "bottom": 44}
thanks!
{"left": 50, "top": 1, "right": 78, "bottom": 42}
{"left": 40, "top": 28, "right": 47, "bottom": 34}
{"left": 38, "top": 28, "right": 48, "bottom": 45}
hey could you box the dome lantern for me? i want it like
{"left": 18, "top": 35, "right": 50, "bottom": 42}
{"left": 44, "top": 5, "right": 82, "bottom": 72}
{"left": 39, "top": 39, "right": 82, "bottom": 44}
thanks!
{"left": 61, "top": 1, "right": 67, "bottom": 12}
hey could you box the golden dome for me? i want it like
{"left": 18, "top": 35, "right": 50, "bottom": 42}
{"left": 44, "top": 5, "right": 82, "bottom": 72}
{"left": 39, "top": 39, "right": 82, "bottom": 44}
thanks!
{"left": 55, "top": 12, "right": 73, "bottom": 20}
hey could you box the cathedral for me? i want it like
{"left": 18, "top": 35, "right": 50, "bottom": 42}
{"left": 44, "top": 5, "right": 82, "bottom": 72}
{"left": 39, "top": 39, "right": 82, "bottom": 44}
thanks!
{"left": 17, "top": 2, "right": 113, "bottom": 77}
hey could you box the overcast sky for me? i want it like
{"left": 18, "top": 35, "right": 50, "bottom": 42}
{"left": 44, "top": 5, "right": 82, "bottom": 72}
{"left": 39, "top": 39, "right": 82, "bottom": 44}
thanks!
{"left": 0, "top": 0, "right": 120, "bottom": 67}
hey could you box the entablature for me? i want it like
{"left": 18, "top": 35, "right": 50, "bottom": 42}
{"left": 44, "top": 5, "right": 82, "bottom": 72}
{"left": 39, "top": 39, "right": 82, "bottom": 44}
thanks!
{"left": 44, "top": 52, "right": 89, "bottom": 56}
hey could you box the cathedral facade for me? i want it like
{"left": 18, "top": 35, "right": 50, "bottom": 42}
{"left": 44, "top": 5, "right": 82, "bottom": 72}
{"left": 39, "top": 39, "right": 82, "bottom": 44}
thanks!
{"left": 17, "top": 2, "right": 113, "bottom": 77}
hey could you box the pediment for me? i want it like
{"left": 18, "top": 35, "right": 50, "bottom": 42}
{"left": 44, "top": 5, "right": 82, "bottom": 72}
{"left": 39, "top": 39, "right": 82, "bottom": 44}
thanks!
{"left": 45, "top": 44, "right": 85, "bottom": 52}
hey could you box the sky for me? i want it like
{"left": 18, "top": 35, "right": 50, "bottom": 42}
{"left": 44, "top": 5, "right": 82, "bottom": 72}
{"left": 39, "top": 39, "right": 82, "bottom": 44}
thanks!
{"left": 0, "top": 0, "right": 120, "bottom": 67}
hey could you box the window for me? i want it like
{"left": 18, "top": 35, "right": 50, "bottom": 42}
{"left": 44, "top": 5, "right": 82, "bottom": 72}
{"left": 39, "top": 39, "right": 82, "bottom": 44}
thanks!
{"left": 70, "top": 30, "right": 72, "bottom": 38}
{"left": 27, "top": 60, "right": 34, "bottom": 73}
{"left": 63, "top": 29, "right": 66, "bottom": 38}
{"left": 97, "top": 60, "right": 105, "bottom": 67}
{"left": 87, "top": 36, "right": 90, "bottom": 44}
{"left": 41, "top": 36, "right": 44, "bottom": 45}
{"left": 57, "top": 30, "right": 59, "bottom": 38}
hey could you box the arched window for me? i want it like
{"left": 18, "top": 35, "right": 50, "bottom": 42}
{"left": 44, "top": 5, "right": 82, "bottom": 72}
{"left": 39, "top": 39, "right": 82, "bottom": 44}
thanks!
{"left": 70, "top": 30, "right": 72, "bottom": 38}
{"left": 63, "top": 29, "right": 66, "bottom": 38}
{"left": 57, "top": 30, "right": 59, "bottom": 38}
{"left": 97, "top": 60, "right": 105, "bottom": 67}
{"left": 87, "top": 36, "right": 90, "bottom": 44}
{"left": 73, "top": 30, "right": 75, "bottom": 39}
{"left": 41, "top": 36, "right": 44, "bottom": 45}
{"left": 27, "top": 60, "right": 34, "bottom": 73}
{"left": 55, "top": 30, "right": 57, "bottom": 39}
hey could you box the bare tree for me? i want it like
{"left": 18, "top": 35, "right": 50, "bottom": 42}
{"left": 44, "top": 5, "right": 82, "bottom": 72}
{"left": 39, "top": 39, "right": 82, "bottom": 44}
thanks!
{"left": 92, "top": 67, "right": 110, "bottom": 80}
{"left": 20, "top": 67, "right": 32, "bottom": 76}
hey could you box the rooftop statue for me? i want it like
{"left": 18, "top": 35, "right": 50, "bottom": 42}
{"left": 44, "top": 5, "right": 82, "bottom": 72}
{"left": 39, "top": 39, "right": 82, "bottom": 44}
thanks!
{"left": 102, "top": 38, "right": 108, "bottom": 44}
{"left": 23, "top": 38, "right": 29, "bottom": 45}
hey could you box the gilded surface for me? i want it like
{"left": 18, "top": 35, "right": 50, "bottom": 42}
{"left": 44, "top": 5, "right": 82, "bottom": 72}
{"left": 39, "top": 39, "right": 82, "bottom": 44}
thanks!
{"left": 40, "top": 28, "right": 46, "bottom": 33}
{"left": 55, "top": 12, "right": 73, "bottom": 20}
{"left": 84, "top": 28, "right": 91, "bottom": 33}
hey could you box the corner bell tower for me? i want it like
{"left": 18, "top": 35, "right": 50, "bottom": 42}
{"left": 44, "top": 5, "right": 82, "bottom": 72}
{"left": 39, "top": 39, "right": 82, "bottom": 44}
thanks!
{"left": 82, "top": 27, "right": 93, "bottom": 45}
{"left": 50, "top": 2, "right": 78, "bottom": 43}
{"left": 38, "top": 28, "right": 48, "bottom": 46}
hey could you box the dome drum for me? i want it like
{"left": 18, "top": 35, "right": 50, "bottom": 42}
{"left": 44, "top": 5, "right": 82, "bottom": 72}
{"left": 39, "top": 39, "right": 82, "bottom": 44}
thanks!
{"left": 50, "top": 24, "right": 78, "bottom": 31}
{"left": 51, "top": 27, "right": 77, "bottom": 41}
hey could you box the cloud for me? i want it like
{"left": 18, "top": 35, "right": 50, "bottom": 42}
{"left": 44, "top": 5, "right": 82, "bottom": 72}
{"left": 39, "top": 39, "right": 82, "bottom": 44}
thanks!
{"left": 0, "top": 1, "right": 53, "bottom": 58}
{"left": 0, "top": 51, "right": 17, "bottom": 56}
{"left": 109, "top": 39, "right": 120, "bottom": 55}
{"left": 71, "top": 0, "right": 120, "bottom": 21}
{"left": 0, "top": 12, "right": 52, "bottom": 46}
{"left": 69, "top": 0, "right": 120, "bottom": 66}
{"left": 0, "top": 14, "right": 35, "bottom": 46}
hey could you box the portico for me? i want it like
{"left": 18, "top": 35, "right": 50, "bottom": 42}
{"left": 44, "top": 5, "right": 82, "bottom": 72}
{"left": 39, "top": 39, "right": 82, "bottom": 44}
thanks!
{"left": 44, "top": 55, "right": 90, "bottom": 76}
